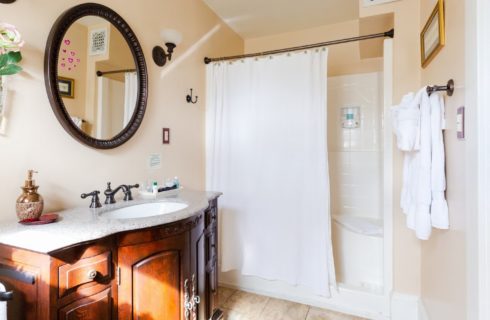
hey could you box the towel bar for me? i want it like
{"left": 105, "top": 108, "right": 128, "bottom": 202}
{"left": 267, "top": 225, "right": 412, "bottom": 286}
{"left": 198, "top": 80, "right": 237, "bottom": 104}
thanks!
{"left": 427, "top": 79, "right": 454, "bottom": 96}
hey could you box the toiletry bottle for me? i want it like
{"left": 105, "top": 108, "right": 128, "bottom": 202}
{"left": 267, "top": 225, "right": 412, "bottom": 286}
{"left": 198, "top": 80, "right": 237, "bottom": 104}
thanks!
{"left": 152, "top": 181, "right": 159, "bottom": 194}
{"left": 16, "top": 170, "right": 44, "bottom": 221}
{"left": 173, "top": 176, "right": 180, "bottom": 188}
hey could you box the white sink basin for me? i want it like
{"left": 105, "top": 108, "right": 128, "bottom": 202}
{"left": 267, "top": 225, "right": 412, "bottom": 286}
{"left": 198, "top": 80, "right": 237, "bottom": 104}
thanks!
{"left": 101, "top": 202, "right": 188, "bottom": 219}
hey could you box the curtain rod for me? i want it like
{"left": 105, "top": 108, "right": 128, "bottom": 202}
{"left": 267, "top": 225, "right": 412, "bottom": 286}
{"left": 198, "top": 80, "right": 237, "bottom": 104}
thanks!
{"left": 204, "top": 29, "right": 394, "bottom": 64}
{"left": 96, "top": 69, "right": 136, "bottom": 77}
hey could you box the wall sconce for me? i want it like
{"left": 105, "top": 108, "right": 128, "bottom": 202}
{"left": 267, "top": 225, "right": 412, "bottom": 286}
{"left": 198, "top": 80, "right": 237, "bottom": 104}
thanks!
{"left": 0, "top": 0, "right": 17, "bottom": 3}
{"left": 152, "top": 29, "right": 182, "bottom": 67}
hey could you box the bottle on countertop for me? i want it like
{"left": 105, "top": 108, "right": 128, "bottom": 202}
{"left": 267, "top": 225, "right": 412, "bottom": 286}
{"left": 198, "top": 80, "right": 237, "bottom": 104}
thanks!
{"left": 173, "top": 176, "right": 180, "bottom": 188}
{"left": 16, "top": 170, "right": 44, "bottom": 221}
{"left": 152, "top": 181, "right": 159, "bottom": 194}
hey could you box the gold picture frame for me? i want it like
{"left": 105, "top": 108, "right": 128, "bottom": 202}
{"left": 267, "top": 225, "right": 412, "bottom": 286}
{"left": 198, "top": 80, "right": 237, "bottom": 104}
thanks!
{"left": 57, "top": 77, "right": 75, "bottom": 99}
{"left": 420, "top": 0, "right": 445, "bottom": 68}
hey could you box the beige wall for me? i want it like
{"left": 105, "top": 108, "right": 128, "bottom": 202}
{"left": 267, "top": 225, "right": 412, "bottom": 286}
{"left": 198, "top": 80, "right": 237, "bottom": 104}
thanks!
{"left": 245, "top": 19, "right": 383, "bottom": 77}
{"left": 420, "top": 0, "right": 466, "bottom": 319}
{"left": 0, "top": 0, "right": 243, "bottom": 219}
{"left": 245, "top": 0, "right": 422, "bottom": 296}
{"left": 359, "top": 0, "right": 423, "bottom": 296}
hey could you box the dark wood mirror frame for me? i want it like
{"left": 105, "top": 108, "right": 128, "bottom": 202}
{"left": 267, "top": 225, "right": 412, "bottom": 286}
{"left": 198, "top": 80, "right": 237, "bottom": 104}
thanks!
{"left": 44, "top": 3, "right": 148, "bottom": 149}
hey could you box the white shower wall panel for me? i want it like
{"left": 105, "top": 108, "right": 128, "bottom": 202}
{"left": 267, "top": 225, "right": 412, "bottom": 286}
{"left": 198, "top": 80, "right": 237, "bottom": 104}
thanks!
{"left": 328, "top": 72, "right": 383, "bottom": 220}
{"left": 328, "top": 72, "right": 384, "bottom": 290}
{"left": 329, "top": 151, "right": 382, "bottom": 219}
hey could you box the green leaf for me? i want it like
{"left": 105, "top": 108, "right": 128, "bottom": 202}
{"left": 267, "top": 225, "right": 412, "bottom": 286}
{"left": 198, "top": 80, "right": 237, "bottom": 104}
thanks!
{"left": 0, "top": 64, "right": 22, "bottom": 76}
{"left": 6, "top": 51, "right": 22, "bottom": 64}
{"left": 0, "top": 54, "right": 8, "bottom": 69}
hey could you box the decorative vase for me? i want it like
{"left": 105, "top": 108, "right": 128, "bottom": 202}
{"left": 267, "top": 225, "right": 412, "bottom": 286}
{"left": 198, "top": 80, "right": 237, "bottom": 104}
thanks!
{"left": 16, "top": 170, "right": 44, "bottom": 221}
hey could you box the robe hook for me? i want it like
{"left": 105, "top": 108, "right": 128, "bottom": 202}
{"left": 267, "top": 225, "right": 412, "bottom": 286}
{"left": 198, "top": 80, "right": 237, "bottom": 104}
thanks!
{"left": 186, "top": 88, "right": 198, "bottom": 104}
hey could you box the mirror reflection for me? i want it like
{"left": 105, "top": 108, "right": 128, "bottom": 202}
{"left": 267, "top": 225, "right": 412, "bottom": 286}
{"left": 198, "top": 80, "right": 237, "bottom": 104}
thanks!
{"left": 57, "top": 16, "right": 137, "bottom": 140}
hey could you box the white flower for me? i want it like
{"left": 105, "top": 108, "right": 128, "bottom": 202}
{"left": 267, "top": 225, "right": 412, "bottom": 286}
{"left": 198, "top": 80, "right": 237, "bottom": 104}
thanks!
{"left": 0, "top": 23, "right": 24, "bottom": 54}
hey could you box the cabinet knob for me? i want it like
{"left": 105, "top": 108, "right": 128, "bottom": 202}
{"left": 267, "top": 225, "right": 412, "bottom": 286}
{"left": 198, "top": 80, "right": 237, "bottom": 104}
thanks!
{"left": 87, "top": 270, "right": 98, "bottom": 280}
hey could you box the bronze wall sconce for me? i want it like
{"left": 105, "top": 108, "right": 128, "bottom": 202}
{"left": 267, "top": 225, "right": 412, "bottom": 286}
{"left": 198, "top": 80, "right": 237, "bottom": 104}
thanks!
{"left": 153, "top": 29, "right": 182, "bottom": 67}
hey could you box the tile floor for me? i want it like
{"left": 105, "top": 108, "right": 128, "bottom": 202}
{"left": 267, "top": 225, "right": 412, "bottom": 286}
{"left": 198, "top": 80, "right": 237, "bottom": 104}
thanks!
{"left": 219, "top": 287, "right": 367, "bottom": 320}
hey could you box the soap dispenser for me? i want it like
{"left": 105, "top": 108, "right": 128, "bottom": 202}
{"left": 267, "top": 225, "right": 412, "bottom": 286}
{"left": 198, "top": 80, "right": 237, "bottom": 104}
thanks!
{"left": 16, "top": 170, "right": 44, "bottom": 221}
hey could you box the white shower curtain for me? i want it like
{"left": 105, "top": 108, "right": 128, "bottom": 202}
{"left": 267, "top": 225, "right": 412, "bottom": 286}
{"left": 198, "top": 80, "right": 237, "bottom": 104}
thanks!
{"left": 123, "top": 72, "right": 138, "bottom": 127}
{"left": 206, "top": 49, "right": 336, "bottom": 296}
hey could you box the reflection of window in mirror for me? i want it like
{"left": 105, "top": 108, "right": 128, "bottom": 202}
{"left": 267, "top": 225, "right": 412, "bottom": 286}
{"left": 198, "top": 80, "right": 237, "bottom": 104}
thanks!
{"left": 57, "top": 16, "right": 137, "bottom": 140}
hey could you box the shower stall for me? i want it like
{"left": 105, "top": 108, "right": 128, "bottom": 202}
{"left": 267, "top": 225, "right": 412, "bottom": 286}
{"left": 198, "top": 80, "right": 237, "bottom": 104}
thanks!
{"left": 326, "top": 39, "right": 393, "bottom": 319}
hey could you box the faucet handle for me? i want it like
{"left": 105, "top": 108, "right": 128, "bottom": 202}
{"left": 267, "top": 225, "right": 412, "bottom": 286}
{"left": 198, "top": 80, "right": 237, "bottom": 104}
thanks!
{"left": 123, "top": 184, "right": 140, "bottom": 201}
{"left": 81, "top": 191, "right": 102, "bottom": 209}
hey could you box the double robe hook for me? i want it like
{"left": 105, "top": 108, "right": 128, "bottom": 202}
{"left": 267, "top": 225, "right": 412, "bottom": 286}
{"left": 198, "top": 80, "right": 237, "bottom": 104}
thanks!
{"left": 186, "top": 88, "right": 198, "bottom": 104}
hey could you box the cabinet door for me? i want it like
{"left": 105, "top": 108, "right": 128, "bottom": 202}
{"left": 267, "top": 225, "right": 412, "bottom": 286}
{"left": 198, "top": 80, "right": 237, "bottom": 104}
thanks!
{"left": 0, "top": 260, "right": 40, "bottom": 320}
{"left": 118, "top": 232, "right": 189, "bottom": 320}
{"left": 190, "top": 215, "right": 206, "bottom": 320}
{"left": 58, "top": 287, "right": 112, "bottom": 320}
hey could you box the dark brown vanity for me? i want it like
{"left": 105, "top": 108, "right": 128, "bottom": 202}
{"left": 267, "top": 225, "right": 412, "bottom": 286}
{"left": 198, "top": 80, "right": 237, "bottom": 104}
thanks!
{"left": 0, "top": 198, "right": 220, "bottom": 320}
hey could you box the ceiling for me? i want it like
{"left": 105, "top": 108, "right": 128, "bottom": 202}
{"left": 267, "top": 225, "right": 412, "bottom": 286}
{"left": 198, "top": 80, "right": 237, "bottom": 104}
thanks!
{"left": 203, "top": 0, "right": 360, "bottom": 39}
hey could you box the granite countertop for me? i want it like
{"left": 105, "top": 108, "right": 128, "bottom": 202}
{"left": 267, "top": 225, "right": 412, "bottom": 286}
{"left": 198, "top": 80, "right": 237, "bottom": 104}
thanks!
{"left": 0, "top": 190, "right": 221, "bottom": 255}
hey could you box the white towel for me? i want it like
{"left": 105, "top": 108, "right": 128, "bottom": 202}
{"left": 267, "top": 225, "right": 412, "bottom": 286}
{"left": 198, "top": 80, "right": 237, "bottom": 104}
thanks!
{"left": 392, "top": 89, "right": 449, "bottom": 240}
{"left": 430, "top": 93, "right": 449, "bottom": 229}
{"left": 393, "top": 90, "right": 424, "bottom": 218}
{"left": 411, "top": 89, "right": 432, "bottom": 240}
{"left": 0, "top": 283, "right": 7, "bottom": 320}
{"left": 391, "top": 92, "right": 421, "bottom": 151}
{"left": 70, "top": 116, "right": 83, "bottom": 129}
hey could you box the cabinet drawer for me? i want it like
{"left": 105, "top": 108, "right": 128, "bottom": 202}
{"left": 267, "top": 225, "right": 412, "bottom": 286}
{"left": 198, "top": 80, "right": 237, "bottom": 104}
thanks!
{"left": 58, "top": 251, "right": 112, "bottom": 297}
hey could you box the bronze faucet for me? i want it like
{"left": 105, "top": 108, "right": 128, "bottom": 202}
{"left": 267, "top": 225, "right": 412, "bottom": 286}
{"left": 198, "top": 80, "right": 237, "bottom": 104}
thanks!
{"left": 104, "top": 182, "right": 140, "bottom": 204}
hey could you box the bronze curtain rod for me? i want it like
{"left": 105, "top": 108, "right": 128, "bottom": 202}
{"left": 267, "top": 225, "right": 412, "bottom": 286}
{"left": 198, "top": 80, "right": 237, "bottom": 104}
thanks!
{"left": 204, "top": 29, "right": 394, "bottom": 64}
{"left": 96, "top": 69, "right": 136, "bottom": 77}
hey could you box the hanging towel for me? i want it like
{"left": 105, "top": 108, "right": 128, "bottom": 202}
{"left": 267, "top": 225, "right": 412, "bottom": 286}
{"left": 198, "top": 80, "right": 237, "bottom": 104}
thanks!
{"left": 410, "top": 89, "right": 432, "bottom": 240}
{"left": 429, "top": 93, "right": 449, "bottom": 229}
{"left": 0, "top": 283, "right": 7, "bottom": 320}
{"left": 392, "top": 90, "right": 423, "bottom": 219}
{"left": 392, "top": 89, "right": 448, "bottom": 240}
{"left": 391, "top": 92, "right": 421, "bottom": 151}
{"left": 70, "top": 116, "right": 83, "bottom": 129}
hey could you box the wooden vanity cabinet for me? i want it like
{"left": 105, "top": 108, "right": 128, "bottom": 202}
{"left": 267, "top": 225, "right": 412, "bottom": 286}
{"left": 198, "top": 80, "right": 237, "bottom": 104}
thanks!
{"left": 117, "top": 221, "right": 194, "bottom": 319}
{"left": 0, "top": 199, "right": 220, "bottom": 320}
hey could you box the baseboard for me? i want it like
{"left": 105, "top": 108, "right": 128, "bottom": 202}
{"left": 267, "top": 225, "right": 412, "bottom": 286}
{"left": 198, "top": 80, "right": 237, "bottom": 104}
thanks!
{"left": 418, "top": 299, "right": 429, "bottom": 320}
{"left": 391, "top": 293, "right": 424, "bottom": 320}
{"left": 219, "top": 272, "right": 388, "bottom": 320}
{"left": 220, "top": 272, "right": 425, "bottom": 320}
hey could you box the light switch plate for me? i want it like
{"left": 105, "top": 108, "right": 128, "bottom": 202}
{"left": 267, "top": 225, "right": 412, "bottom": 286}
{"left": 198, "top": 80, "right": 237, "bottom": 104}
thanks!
{"left": 162, "top": 128, "right": 170, "bottom": 144}
{"left": 148, "top": 154, "right": 162, "bottom": 169}
{"left": 457, "top": 106, "right": 465, "bottom": 140}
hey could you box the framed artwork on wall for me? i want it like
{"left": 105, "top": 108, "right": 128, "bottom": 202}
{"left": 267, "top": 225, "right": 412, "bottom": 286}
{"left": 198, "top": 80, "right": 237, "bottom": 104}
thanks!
{"left": 57, "top": 77, "right": 74, "bottom": 98}
{"left": 420, "top": 0, "right": 445, "bottom": 68}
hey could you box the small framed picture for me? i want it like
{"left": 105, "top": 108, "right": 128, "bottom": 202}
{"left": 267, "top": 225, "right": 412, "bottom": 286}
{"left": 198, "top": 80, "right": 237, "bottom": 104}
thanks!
{"left": 58, "top": 77, "right": 75, "bottom": 99}
{"left": 420, "top": 0, "right": 445, "bottom": 68}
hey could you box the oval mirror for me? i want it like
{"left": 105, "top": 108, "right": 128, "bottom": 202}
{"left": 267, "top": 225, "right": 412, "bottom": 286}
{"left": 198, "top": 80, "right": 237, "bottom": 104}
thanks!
{"left": 44, "top": 3, "right": 148, "bottom": 149}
